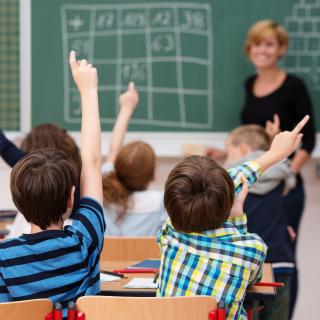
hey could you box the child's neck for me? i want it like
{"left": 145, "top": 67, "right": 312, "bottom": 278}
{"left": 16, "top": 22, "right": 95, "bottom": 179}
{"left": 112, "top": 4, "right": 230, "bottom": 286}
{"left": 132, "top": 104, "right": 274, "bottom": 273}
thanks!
{"left": 30, "top": 221, "right": 64, "bottom": 234}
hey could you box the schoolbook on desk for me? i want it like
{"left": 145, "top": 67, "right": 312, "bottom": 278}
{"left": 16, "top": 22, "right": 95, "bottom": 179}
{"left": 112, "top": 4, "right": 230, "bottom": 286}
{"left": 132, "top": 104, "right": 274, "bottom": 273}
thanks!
{"left": 128, "top": 259, "right": 160, "bottom": 270}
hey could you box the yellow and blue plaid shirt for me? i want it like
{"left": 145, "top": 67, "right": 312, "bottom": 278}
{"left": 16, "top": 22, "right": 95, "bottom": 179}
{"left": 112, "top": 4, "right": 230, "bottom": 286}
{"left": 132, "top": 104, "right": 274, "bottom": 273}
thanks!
{"left": 157, "top": 161, "right": 267, "bottom": 320}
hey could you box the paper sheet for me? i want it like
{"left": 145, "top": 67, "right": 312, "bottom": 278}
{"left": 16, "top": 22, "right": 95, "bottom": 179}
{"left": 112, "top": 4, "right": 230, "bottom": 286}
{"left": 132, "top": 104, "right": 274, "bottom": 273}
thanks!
{"left": 124, "top": 278, "right": 159, "bottom": 289}
{"left": 100, "top": 273, "right": 122, "bottom": 282}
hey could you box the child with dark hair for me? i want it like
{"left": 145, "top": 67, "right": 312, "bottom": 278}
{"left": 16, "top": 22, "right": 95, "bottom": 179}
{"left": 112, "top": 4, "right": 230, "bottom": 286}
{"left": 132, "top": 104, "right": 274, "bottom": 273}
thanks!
{"left": 102, "top": 82, "right": 166, "bottom": 236}
{"left": 157, "top": 116, "right": 309, "bottom": 320}
{"left": 0, "top": 123, "right": 81, "bottom": 237}
{"left": 0, "top": 52, "right": 105, "bottom": 316}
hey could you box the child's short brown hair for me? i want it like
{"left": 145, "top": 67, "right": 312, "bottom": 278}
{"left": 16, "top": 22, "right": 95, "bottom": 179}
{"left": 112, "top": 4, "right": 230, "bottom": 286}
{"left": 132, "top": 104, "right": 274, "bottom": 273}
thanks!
{"left": 10, "top": 149, "right": 78, "bottom": 230}
{"left": 164, "top": 155, "right": 234, "bottom": 233}
{"left": 228, "top": 125, "right": 271, "bottom": 151}
{"left": 245, "top": 20, "right": 288, "bottom": 57}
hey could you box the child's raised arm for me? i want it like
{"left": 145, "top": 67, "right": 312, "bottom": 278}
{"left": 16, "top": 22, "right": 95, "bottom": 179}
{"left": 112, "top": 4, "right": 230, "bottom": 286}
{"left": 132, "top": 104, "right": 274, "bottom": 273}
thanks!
{"left": 255, "top": 115, "right": 309, "bottom": 172}
{"left": 106, "top": 82, "right": 139, "bottom": 164}
{"left": 69, "top": 50, "right": 102, "bottom": 204}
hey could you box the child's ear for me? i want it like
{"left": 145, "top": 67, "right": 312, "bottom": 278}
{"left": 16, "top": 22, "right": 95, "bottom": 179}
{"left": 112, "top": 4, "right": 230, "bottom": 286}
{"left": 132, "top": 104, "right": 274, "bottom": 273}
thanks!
{"left": 67, "top": 186, "right": 76, "bottom": 209}
{"left": 239, "top": 143, "right": 251, "bottom": 156}
{"left": 62, "top": 186, "right": 76, "bottom": 221}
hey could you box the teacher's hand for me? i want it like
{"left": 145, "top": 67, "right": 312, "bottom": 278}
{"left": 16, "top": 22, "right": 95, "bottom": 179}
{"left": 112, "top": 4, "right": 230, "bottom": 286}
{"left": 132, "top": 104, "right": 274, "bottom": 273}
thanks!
{"left": 265, "top": 113, "right": 280, "bottom": 140}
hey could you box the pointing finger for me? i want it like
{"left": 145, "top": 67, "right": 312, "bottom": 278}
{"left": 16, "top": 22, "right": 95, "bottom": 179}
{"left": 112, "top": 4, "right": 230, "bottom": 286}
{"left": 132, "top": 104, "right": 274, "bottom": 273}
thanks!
{"left": 128, "top": 81, "right": 135, "bottom": 91}
{"left": 69, "top": 50, "right": 78, "bottom": 69}
{"left": 292, "top": 115, "right": 310, "bottom": 134}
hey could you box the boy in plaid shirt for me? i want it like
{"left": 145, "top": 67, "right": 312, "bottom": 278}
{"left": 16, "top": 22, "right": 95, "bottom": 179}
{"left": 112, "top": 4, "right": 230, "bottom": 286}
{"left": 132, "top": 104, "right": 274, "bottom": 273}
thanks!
{"left": 157, "top": 116, "right": 309, "bottom": 320}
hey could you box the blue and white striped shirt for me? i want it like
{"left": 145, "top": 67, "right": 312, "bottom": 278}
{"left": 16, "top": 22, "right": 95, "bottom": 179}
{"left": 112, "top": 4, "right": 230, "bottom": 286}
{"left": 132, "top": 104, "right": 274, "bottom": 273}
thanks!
{"left": 0, "top": 197, "right": 105, "bottom": 314}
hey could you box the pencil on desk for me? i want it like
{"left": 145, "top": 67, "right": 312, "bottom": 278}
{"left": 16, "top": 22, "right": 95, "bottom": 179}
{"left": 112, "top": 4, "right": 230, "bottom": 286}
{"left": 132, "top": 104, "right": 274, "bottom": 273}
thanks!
{"left": 255, "top": 282, "right": 284, "bottom": 287}
{"left": 153, "top": 272, "right": 159, "bottom": 284}
{"left": 101, "top": 270, "right": 127, "bottom": 278}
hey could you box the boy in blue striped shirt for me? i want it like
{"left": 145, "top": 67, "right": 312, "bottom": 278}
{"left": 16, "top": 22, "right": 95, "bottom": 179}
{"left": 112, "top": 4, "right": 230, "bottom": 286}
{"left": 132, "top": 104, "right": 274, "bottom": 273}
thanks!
{"left": 0, "top": 51, "right": 104, "bottom": 316}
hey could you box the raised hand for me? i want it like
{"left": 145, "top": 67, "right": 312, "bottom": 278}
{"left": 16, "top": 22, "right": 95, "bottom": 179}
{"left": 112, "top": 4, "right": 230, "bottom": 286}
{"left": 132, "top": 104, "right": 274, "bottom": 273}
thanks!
{"left": 106, "top": 82, "right": 139, "bottom": 164}
{"left": 119, "top": 81, "right": 139, "bottom": 113}
{"left": 229, "top": 174, "right": 249, "bottom": 218}
{"left": 269, "top": 115, "right": 309, "bottom": 161}
{"left": 255, "top": 115, "right": 310, "bottom": 172}
{"left": 265, "top": 113, "right": 280, "bottom": 139}
{"left": 69, "top": 50, "right": 98, "bottom": 95}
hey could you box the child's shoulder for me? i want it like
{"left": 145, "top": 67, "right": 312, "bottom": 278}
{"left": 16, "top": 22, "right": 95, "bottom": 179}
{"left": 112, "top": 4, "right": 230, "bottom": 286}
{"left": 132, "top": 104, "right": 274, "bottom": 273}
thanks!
{"left": 130, "top": 190, "right": 164, "bottom": 213}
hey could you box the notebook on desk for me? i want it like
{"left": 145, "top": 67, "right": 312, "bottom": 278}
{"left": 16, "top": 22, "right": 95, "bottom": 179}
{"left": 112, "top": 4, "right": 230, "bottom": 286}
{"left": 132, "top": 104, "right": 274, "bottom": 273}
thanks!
{"left": 127, "top": 259, "right": 160, "bottom": 270}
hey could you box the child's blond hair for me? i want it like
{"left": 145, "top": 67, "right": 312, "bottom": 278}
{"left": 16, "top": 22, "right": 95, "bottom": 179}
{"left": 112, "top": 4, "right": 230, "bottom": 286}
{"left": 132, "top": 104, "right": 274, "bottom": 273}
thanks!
{"left": 228, "top": 124, "right": 271, "bottom": 151}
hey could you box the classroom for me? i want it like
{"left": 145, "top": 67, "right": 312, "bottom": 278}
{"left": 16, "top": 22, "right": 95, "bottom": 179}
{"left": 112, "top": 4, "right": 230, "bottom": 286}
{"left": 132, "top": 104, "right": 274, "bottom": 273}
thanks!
{"left": 0, "top": 0, "right": 319, "bottom": 319}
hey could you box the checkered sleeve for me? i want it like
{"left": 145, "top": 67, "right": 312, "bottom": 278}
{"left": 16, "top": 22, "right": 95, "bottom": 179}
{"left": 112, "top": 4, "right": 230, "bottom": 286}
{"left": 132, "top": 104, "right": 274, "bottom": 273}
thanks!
{"left": 227, "top": 214, "right": 247, "bottom": 234}
{"left": 247, "top": 234, "right": 268, "bottom": 285}
{"left": 228, "top": 161, "right": 262, "bottom": 194}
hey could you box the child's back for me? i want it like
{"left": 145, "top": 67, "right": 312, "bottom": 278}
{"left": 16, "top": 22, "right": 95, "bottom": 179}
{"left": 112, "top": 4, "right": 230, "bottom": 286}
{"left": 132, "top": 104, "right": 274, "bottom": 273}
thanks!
{"left": 0, "top": 195, "right": 104, "bottom": 304}
{"left": 102, "top": 141, "right": 166, "bottom": 236}
{"left": 104, "top": 189, "right": 165, "bottom": 236}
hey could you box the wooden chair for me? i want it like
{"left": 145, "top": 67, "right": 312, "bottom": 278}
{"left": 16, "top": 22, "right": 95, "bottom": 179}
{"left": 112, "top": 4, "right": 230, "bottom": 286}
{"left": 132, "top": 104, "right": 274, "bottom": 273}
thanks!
{"left": 0, "top": 299, "right": 53, "bottom": 320}
{"left": 101, "top": 237, "right": 160, "bottom": 261}
{"left": 77, "top": 296, "right": 220, "bottom": 320}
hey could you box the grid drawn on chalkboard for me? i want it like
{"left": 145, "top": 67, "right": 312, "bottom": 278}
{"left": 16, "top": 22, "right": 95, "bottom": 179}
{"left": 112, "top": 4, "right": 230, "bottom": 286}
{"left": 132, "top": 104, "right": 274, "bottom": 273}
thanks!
{"left": 283, "top": 0, "right": 320, "bottom": 90}
{"left": 0, "top": 0, "right": 19, "bottom": 130}
{"left": 61, "top": 2, "right": 212, "bottom": 129}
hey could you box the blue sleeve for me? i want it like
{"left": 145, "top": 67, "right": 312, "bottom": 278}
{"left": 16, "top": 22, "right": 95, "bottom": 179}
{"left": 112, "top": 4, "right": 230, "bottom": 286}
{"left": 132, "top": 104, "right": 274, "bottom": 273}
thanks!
{"left": 0, "top": 129, "right": 26, "bottom": 167}
{"left": 71, "top": 197, "right": 106, "bottom": 252}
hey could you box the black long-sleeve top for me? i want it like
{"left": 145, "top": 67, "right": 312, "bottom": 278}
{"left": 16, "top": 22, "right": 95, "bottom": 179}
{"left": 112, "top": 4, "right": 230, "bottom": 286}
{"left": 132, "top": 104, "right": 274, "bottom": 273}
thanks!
{"left": 0, "top": 129, "right": 26, "bottom": 167}
{"left": 241, "top": 74, "right": 316, "bottom": 154}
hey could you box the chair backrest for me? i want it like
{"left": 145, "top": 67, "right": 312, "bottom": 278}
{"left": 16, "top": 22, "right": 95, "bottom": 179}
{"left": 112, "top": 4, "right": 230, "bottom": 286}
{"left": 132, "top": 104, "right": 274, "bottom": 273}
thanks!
{"left": 101, "top": 237, "right": 160, "bottom": 261}
{"left": 77, "top": 296, "right": 217, "bottom": 320}
{"left": 0, "top": 299, "right": 53, "bottom": 320}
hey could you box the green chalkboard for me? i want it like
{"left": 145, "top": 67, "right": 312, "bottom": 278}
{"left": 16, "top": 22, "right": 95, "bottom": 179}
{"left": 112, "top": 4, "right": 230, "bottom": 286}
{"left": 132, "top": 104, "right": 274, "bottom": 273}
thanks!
{"left": 31, "top": 0, "right": 320, "bottom": 132}
{"left": 0, "top": 0, "right": 19, "bottom": 130}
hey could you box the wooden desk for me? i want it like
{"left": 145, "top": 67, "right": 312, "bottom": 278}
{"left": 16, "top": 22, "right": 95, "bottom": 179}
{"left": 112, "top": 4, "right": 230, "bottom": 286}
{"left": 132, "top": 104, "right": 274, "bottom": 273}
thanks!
{"left": 100, "top": 261, "right": 276, "bottom": 302}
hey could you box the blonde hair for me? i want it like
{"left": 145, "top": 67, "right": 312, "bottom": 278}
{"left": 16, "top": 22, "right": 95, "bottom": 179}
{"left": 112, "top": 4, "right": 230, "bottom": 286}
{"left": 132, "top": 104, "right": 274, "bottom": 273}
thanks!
{"left": 228, "top": 125, "right": 271, "bottom": 151}
{"left": 102, "top": 141, "right": 156, "bottom": 221}
{"left": 245, "top": 20, "right": 288, "bottom": 57}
